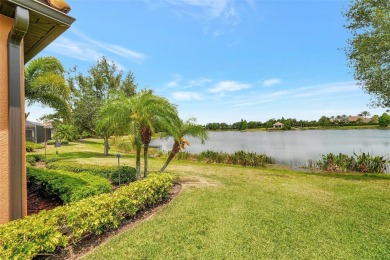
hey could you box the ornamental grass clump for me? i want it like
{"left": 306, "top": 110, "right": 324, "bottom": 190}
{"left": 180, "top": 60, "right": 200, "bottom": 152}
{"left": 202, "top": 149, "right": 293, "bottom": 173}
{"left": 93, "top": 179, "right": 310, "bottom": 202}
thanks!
{"left": 0, "top": 173, "right": 173, "bottom": 259}
{"left": 195, "top": 150, "right": 273, "bottom": 167}
{"left": 317, "top": 152, "right": 387, "bottom": 173}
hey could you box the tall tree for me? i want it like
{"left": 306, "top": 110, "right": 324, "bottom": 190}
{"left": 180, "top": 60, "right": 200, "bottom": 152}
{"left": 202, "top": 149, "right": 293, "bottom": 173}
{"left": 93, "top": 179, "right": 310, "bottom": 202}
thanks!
{"left": 69, "top": 57, "right": 137, "bottom": 155}
{"left": 25, "top": 56, "right": 71, "bottom": 122}
{"left": 160, "top": 118, "right": 208, "bottom": 173}
{"left": 344, "top": 0, "right": 390, "bottom": 107}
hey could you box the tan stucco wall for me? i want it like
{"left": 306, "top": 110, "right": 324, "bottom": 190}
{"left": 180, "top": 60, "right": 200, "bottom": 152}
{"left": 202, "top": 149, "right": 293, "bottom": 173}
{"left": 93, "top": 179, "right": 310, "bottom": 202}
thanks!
{"left": 0, "top": 14, "right": 27, "bottom": 224}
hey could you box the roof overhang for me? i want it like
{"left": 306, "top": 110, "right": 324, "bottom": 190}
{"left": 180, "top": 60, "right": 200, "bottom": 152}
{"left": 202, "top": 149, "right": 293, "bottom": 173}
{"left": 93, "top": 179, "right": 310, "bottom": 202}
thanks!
{"left": 0, "top": 0, "right": 75, "bottom": 63}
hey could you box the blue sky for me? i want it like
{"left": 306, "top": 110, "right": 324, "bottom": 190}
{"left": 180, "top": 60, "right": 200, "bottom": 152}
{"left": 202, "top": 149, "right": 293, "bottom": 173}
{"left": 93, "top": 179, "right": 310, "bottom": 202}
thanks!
{"left": 28, "top": 0, "right": 385, "bottom": 124}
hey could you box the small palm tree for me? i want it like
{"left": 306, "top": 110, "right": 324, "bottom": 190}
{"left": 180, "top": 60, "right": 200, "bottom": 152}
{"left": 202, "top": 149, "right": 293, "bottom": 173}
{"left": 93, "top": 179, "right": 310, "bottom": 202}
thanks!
{"left": 160, "top": 118, "right": 208, "bottom": 173}
{"left": 55, "top": 124, "right": 77, "bottom": 142}
{"left": 25, "top": 57, "right": 71, "bottom": 122}
{"left": 97, "top": 91, "right": 179, "bottom": 178}
{"left": 361, "top": 111, "right": 370, "bottom": 121}
{"left": 132, "top": 90, "right": 179, "bottom": 177}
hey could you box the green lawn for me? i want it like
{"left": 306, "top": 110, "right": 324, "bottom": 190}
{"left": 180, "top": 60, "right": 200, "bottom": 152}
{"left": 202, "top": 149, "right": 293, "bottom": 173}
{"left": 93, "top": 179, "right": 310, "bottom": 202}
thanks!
{"left": 32, "top": 139, "right": 390, "bottom": 259}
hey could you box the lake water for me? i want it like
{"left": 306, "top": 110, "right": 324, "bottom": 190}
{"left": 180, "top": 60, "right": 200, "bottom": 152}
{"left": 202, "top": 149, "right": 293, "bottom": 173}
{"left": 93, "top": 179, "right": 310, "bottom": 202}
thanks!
{"left": 150, "top": 130, "right": 390, "bottom": 167}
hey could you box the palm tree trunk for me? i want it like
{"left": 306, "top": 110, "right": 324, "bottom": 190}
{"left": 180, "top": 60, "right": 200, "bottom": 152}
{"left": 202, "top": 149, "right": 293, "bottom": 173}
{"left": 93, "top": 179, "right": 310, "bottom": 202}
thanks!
{"left": 143, "top": 143, "right": 149, "bottom": 178}
{"left": 141, "top": 127, "right": 152, "bottom": 178}
{"left": 136, "top": 146, "right": 141, "bottom": 179}
{"left": 160, "top": 141, "right": 180, "bottom": 173}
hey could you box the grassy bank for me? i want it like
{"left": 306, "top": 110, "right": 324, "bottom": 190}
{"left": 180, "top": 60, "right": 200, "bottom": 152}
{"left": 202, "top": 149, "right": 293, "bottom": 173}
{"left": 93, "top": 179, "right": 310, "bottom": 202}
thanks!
{"left": 30, "top": 139, "right": 390, "bottom": 259}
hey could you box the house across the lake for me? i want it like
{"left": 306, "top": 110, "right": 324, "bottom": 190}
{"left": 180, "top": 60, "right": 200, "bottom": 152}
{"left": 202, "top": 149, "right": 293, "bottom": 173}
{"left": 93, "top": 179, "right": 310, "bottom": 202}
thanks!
{"left": 273, "top": 122, "right": 284, "bottom": 128}
{"left": 348, "top": 115, "right": 372, "bottom": 123}
{"left": 26, "top": 121, "right": 53, "bottom": 143}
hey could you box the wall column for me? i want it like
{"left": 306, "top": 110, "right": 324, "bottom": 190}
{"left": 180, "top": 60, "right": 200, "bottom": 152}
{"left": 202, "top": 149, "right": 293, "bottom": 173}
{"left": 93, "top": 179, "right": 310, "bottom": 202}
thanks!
{"left": 8, "top": 6, "right": 29, "bottom": 221}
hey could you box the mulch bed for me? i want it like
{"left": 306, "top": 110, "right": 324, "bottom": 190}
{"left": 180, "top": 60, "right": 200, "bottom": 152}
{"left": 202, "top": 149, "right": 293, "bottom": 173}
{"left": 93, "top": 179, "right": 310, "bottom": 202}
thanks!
{"left": 31, "top": 183, "right": 182, "bottom": 260}
{"left": 27, "top": 180, "right": 63, "bottom": 215}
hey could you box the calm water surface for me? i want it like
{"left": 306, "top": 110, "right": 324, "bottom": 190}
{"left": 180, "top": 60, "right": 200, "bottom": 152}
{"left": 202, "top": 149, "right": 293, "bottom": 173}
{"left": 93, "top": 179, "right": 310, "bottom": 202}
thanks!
{"left": 150, "top": 130, "right": 390, "bottom": 166}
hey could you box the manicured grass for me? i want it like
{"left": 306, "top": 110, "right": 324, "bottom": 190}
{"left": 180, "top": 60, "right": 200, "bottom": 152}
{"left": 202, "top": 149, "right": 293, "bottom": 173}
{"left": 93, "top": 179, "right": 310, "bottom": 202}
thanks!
{"left": 32, "top": 139, "right": 390, "bottom": 259}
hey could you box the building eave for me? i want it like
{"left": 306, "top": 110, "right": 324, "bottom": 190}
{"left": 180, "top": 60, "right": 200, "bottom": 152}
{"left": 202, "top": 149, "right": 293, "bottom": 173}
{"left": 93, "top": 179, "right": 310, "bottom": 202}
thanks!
{"left": 0, "top": 0, "right": 75, "bottom": 63}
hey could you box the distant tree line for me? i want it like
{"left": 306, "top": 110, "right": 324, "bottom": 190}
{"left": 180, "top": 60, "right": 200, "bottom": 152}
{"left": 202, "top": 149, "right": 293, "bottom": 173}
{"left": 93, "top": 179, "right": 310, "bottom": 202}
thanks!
{"left": 205, "top": 112, "right": 390, "bottom": 131}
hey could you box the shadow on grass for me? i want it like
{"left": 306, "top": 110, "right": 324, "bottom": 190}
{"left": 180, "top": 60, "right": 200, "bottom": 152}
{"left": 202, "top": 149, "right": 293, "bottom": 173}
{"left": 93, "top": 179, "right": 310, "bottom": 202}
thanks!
{"left": 47, "top": 151, "right": 137, "bottom": 162}
{"left": 48, "top": 152, "right": 103, "bottom": 161}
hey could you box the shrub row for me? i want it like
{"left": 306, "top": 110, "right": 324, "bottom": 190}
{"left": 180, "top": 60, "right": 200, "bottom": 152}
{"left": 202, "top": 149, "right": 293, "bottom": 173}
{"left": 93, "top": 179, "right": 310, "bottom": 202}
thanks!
{"left": 26, "top": 141, "right": 45, "bottom": 152}
{"left": 175, "top": 150, "right": 273, "bottom": 167}
{"left": 26, "top": 154, "right": 45, "bottom": 166}
{"left": 0, "top": 173, "right": 173, "bottom": 259}
{"left": 46, "top": 139, "right": 69, "bottom": 145}
{"left": 317, "top": 152, "right": 388, "bottom": 173}
{"left": 47, "top": 161, "right": 136, "bottom": 185}
{"left": 27, "top": 167, "right": 112, "bottom": 203}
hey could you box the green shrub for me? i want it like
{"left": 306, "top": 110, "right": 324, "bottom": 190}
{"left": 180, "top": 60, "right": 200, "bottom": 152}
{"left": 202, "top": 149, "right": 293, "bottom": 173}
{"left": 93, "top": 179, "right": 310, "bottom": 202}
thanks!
{"left": 0, "top": 173, "right": 173, "bottom": 259}
{"left": 47, "top": 139, "right": 56, "bottom": 145}
{"left": 26, "top": 154, "right": 44, "bottom": 166}
{"left": 46, "top": 161, "right": 136, "bottom": 185}
{"left": 26, "top": 141, "right": 44, "bottom": 152}
{"left": 317, "top": 152, "right": 388, "bottom": 173}
{"left": 27, "top": 167, "right": 111, "bottom": 203}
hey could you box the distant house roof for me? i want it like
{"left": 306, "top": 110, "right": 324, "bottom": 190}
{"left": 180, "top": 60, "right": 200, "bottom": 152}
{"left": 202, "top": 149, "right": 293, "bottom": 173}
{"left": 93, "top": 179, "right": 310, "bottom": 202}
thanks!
{"left": 273, "top": 122, "right": 284, "bottom": 126}
{"left": 26, "top": 120, "right": 53, "bottom": 128}
{"left": 348, "top": 116, "right": 371, "bottom": 123}
{"left": 0, "top": 0, "right": 75, "bottom": 63}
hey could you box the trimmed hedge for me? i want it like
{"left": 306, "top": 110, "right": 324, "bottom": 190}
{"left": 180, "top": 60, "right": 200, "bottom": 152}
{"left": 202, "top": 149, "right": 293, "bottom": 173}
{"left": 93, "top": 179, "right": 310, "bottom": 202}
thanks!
{"left": 26, "top": 141, "right": 45, "bottom": 152}
{"left": 27, "top": 167, "right": 112, "bottom": 203}
{"left": 46, "top": 161, "right": 136, "bottom": 185}
{"left": 0, "top": 173, "right": 173, "bottom": 259}
{"left": 26, "top": 154, "right": 45, "bottom": 166}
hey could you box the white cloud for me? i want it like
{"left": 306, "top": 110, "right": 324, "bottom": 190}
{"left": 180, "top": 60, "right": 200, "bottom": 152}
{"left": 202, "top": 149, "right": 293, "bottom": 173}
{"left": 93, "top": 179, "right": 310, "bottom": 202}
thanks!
{"left": 208, "top": 81, "right": 251, "bottom": 93}
{"left": 167, "top": 81, "right": 179, "bottom": 87}
{"left": 165, "top": 0, "right": 230, "bottom": 17}
{"left": 293, "top": 81, "right": 358, "bottom": 98}
{"left": 47, "top": 28, "right": 146, "bottom": 64}
{"left": 166, "top": 74, "right": 182, "bottom": 88}
{"left": 187, "top": 77, "right": 212, "bottom": 87}
{"left": 262, "top": 78, "right": 282, "bottom": 87}
{"left": 231, "top": 90, "right": 290, "bottom": 107}
{"left": 47, "top": 37, "right": 103, "bottom": 62}
{"left": 173, "top": 91, "right": 203, "bottom": 101}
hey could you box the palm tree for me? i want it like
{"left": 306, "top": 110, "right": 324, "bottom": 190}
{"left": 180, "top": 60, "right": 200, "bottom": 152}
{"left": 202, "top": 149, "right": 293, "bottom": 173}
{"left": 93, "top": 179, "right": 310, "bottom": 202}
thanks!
{"left": 132, "top": 90, "right": 179, "bottom": 177}
{"left": 25, "top": 57, "right": 71, "bottom": 122}
{"left": 160, "top": 118, "right": 208, "bottom": 173}
{"left": 361, "top": 111, "right": 371, "bottom": 121}
{"left": 97, "top": 97, "right": 142, "bottom": 177}
{"left": 96, "top": 103, "right": 119, "bottom": 156}
{"left": 55, "top": 124, "right": 77, "bottom": 142}
{"left": 98, "top": 91, "right": 179, "bottom": 178}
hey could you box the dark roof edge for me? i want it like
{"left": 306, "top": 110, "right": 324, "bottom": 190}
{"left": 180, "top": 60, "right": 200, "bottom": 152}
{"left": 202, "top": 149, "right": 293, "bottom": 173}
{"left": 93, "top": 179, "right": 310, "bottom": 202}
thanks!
{"left": 6, "top": 0, "right": 75, "bottom": 26}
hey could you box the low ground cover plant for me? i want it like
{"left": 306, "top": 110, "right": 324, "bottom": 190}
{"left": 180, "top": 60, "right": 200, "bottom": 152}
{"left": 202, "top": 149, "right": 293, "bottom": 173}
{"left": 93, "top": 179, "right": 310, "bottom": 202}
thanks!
{"left": 0, "top": 173, "right": 173, "bottom": 259}
{"left": 46, "top": 161, "right": 136, "bottom": 185}
{"left": 175, "top": 150, "right": 273, "bottom": 167}
{"left": 27, "top": 167, "right": 111, "bottom": 203}
{"left": 317, "top": 152, "right": 388, "bottom": 173}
